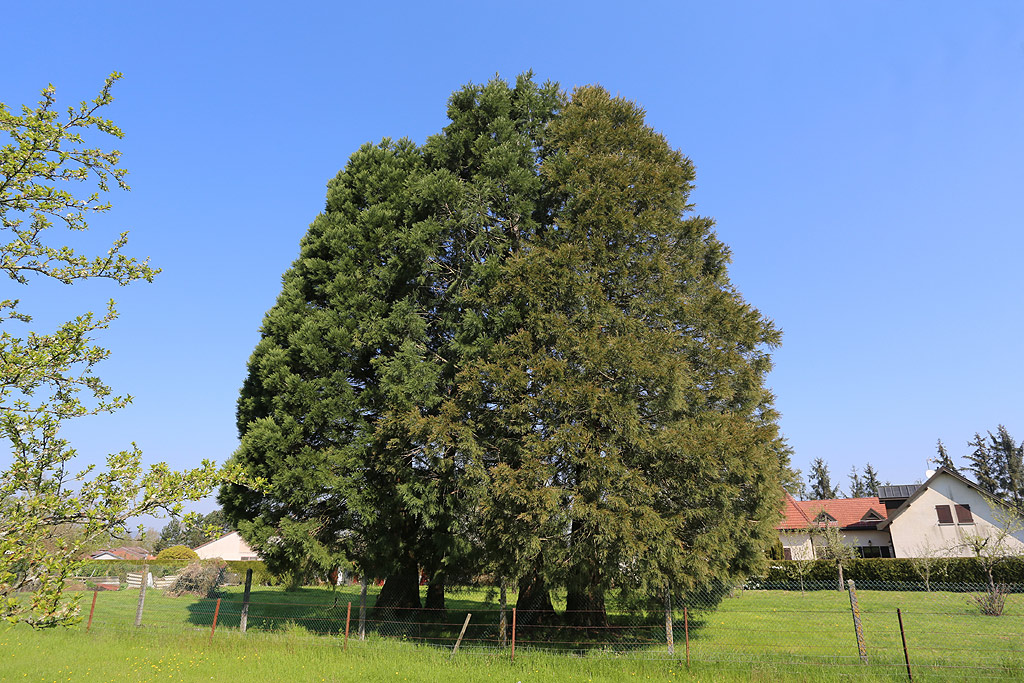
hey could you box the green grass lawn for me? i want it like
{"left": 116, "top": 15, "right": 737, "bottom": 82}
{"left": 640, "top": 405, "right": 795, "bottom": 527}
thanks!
{"left": 4, "top": 586, "right": 1022, "bottom": 681}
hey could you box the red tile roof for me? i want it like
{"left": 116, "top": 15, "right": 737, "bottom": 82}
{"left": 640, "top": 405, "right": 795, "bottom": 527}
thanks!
{"left": 777, "top": 493, "right": 887, "bottom": 530}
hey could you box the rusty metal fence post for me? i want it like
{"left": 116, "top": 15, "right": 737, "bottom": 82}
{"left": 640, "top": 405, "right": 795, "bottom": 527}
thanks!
{"left": 86, "top": 590, "right": 98, "bottom": 631}
{"left": 209, "top": 598, "right": 221, "bottom": 643}
{"left": 510, "top": 607, "right": 517, "bottom": 663}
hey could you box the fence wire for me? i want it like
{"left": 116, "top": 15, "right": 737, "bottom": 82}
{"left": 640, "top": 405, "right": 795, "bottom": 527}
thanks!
{"left": 55, "top": 577, "right": 1024, "bottom": 679}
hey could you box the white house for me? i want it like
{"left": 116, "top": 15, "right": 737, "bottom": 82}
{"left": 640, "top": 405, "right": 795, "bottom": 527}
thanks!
{"left": 193, "top": 531, "right": 261, "bottom": 562}
{"left": 777, "top": 493, "right": 892, "bottom": 560}
{"left": 778, "top": 467, "right": 1024, "bottom": 559}
{"left": 879, "top": 467, "right": 1024, "bottom": 558}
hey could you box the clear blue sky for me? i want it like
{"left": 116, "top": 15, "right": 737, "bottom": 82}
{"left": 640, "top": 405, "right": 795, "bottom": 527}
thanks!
{"left": 5, "top": 1, "right": 1023, "bottom": 512}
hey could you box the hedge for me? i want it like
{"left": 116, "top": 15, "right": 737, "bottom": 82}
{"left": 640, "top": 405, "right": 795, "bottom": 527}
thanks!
{"left": 73, "top": 559, "right": 282, "bottom": 587}
{"left": 753, "top": 557, "right": 1024, "bottom": 589}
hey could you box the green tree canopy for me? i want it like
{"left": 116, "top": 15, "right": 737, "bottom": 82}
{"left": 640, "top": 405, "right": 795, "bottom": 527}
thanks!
{"left": 223, "top": 75, "right": 786, "bottom": 624}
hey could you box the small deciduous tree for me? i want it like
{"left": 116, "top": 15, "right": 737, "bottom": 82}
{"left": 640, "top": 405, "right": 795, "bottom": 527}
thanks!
{"left": 0, "top": 74, "right": 244, "bottom": 627}
{"left": 908, "top": 541, "right": 947, "bottom": 592}
{"left": 955, "top": 497, "right": 1024, "bottom": 616}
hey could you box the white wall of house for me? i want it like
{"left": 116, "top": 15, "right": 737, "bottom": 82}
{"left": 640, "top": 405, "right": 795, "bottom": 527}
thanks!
{"left": 841, "top": 529, "right": 893, "bottom": 555}
{"left": 780, "top": 532, "right": 814, "bottom": 560}
{"left": 888, "top": 474, "right": 1024, "bottom": 558}
{"left": 194, "top": 531, "right": 261, "bottom": 561}
{"left": 781, "top": 529, "right": 894, "bottom": 560}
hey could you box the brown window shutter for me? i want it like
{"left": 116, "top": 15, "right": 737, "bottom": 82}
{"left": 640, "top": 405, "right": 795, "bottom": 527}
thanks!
{"left": 935, "top": 505, "right": 954, "bottom": 524}
{"left": 955, "top": 504, "right": 973, "bottom": 524}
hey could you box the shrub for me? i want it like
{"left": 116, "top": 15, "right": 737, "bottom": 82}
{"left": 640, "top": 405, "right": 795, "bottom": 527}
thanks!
{"left": 167, "top": 560, "right": 227, "bottom": 597}
{"left": 155, "top": 545, "right": 199, "bottom": 561}
{"left": 971, "top": 583, "right": 1009, "bottom": 616}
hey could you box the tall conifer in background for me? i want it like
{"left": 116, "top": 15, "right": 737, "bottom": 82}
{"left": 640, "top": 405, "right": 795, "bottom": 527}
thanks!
{"left": 934, "top": 439, "right": 958, "bottom": 472}
{"left": 862, "top": 463, "right": 881, "bottom": 497}
{"left": 808, "top": 458, "right": 840, "bottom": 499}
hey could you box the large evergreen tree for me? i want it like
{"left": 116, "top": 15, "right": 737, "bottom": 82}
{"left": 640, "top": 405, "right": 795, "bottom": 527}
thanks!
{"left": 435, "top": 85, "right": 784, "bottom": 626}
{"left": 224, "top": 76, "right": 785, "bottom": 623}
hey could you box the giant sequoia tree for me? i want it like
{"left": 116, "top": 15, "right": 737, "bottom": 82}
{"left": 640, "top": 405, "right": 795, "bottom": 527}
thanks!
{"left": 222, "top": 76, "right": 784, "bottom": 620}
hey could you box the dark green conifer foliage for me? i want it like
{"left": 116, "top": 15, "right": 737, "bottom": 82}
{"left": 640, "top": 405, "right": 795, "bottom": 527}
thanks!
{"left": 847, "top": 466, "right": 867, "bottom": 498}
{"left": 224, "top": 77, "right": 786, "bottom": 625}
{"left": 934, "top": 439, "right": 958, "bottom": 472}
{"left": 862, "top": 463, "right": 881, "bottom": 497}
{"left": 443, "top": 86, "right": 784, "bottom": 626}
{"left": 220, "top": 138, "right": 442, "bottom": 606}
{"left": 965, "top": 432, "right": 1000, "bottom": 496}
{"left": 808, "top": 458, "right": 840, "bottom": 499}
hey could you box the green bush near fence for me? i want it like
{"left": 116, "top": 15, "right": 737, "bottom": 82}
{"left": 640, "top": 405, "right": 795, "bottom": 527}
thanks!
{"left": 756, "top": 556, "right": 1024, "bottom": 586}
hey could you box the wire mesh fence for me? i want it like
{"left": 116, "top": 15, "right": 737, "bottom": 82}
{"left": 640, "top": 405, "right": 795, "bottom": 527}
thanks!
{"left": 59, "top": 576, "right": 1024, "bottom": 679}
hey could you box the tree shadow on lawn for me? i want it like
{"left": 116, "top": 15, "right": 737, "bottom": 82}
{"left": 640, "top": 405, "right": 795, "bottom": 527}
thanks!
{"left": 179, "top": 587, "right": 673, "bottom": 652}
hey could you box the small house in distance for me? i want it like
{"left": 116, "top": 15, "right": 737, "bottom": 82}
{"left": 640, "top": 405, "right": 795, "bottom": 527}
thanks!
{"left": 193, "top": 531, "right": 261, "bottom": 562}
{"left": 777, "top": 494, "right": 891, "bottom": 560}
{"left": 88, "top": 546, "right": 154, "bottom": 561}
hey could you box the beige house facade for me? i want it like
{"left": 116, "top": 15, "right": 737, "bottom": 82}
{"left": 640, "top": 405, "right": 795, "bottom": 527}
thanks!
{"left": 779, "top": 467, "right": 1024, "bottom": 559}
{"left": 193, "top": 531, "right": 261, "bottom": 562}
{"left": 880, "top": 468, "right": 1024, "bottom": 558}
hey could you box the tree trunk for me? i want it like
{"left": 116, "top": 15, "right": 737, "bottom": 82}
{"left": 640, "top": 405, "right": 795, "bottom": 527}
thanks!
{"left": 424, "top": 572, "right": 445, "bottom": 612}
{"left": 374, "top": 563, "right": 421, "bottom": 615}
{"left": 515, "top": 567, "right": 556, "bottom": 626}
{"left": 565, "top": 576, "right": 607, "bottom": 628}
{"left": 565, "top": 519, "right": 607, "bottom": 628}
{"left": 837, "top": 562, "right": 845, "bottom": 592}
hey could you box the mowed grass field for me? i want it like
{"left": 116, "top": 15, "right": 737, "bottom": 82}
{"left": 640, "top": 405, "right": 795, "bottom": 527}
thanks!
{"left": 2, "top": 585, "right": 1023, "bottom": 681}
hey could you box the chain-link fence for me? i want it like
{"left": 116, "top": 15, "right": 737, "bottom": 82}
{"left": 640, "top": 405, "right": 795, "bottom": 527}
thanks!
{"left": 63, "top": 576, "right": 1024, "bottom": 679}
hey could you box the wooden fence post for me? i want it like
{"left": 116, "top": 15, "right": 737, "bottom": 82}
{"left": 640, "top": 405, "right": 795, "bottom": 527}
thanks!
{"left": 847, "top": 579, "right": 868, "bottom": 663}
{"left": 344, "top": 602, "right": 351, "bottom": 651}
{"left": 86, "top": 590, "right": 98, "bottom": 632}
{"left": 684, "top": 606, "right": 690, "bottom": 668}
{"left": 134, "top": 564, "right": 149, "bottom": 627}
{"left": 665, "top": 587, "right": 674, "bottom": 655}
{"left": 499, "top": 584, "right": 507, "bottom": 648}
{"left": 209, "top": 598, "right": 221, "bottom": 644}
{"left": 451, "top": 613, "right": 472, "bottom": 657}
{"left": 510, "top": 607, "right": 517, "bottom": 663}
{"left": 898, "top": 608, "right": 912, "bottom": 681}
{"left": 358, "top": 575, "right": 367, "bottom": 640}
{"left": 240, "top": 568, "right": 253, "bottom": 634}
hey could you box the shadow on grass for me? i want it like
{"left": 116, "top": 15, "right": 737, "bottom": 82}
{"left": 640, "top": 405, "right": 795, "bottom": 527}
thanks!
{"left": 178, "top": 586, "right": 682, "bottom": 653}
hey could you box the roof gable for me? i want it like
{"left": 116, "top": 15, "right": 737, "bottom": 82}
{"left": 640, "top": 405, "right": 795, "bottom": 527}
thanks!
{"left": 878, "top": 467, "right": 994, "bottom": 530}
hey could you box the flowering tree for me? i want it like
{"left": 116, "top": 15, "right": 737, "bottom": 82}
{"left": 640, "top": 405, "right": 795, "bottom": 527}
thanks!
{"left": 0, "top": 74, "right": 242, "bottom": 626}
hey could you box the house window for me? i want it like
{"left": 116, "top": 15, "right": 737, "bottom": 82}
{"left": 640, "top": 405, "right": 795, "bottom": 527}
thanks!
{"left": 783, "top": 548, "right": 792, "bottom": 560}
{"left": 935, "top": 505, "right": 954, "bottom": 524}
{"left": 857, "top": 546, "right": 892, "bottom": 558}
{"left": 955, "top": 504, "right": 974, "bottom": 524}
